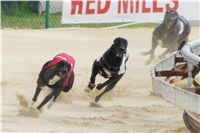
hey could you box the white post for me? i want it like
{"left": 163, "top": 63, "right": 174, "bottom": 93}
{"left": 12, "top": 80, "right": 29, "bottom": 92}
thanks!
{"left": 187, "top": 62, "right": 193, "bottom": 88}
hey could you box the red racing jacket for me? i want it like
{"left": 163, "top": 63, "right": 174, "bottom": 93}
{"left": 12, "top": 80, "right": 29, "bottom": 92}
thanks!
{"left": 43, "top": 53, "right": 75, "bottom": 87}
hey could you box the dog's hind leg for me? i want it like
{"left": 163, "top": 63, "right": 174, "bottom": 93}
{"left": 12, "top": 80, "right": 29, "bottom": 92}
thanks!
{"left": 95, "top": 75, "right": 123, "bottom": 103}
{"left": 143, "top": 33, "right": 158, "bottom": 54}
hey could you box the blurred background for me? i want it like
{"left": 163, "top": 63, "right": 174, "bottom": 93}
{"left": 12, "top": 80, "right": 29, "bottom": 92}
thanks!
{"left": 1, "top": 1, "right": 157, "bottom": 29}
{"left": 1, "top": 1, "right": 64, "bottom": 29}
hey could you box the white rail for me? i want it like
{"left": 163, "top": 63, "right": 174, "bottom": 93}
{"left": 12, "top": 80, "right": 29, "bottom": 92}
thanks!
{"left": 181, "top": 39, "right": 200, "bottom": 67}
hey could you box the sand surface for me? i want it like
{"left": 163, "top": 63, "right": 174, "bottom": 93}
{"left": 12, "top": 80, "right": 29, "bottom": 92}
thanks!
{"left": 2, "top": 27, "right": 200, "bottom": 133}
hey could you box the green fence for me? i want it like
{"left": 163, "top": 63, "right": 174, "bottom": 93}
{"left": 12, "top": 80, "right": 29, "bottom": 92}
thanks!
{"left": 1, "top": 1, "right": 157, "bottom": 29}
{"left": 1, "top": 1, "right": 62, "bottom": 29}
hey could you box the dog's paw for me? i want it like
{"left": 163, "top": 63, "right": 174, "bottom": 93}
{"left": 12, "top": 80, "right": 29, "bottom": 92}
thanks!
{"left": 96, "top": 83, "right": 104, "bottom": 90}
{"left": 37, "top": 108, "right": 44, "bottom": 113}
{"left": 89, "top": 102, "right": 101, "bottom": 108}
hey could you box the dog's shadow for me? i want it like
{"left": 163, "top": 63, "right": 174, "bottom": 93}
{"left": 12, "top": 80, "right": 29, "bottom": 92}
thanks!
{"left": 16, "top": 93, "right": 40, "bottom": 118}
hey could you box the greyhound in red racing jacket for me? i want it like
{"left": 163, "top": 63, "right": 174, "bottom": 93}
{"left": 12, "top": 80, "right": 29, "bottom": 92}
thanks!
{"left": 32, "top": 53, "right": 75, "bottom": 111}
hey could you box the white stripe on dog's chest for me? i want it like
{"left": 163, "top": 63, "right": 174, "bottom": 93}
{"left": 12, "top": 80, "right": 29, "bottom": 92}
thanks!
{"left": 103, "top": 68, "right": 112, "bottom": 78}
{"left": 48, "top": 75, "right": 60, "bottom": 85}
{"left": 179, "top": 21, "right": 184, "bottom": 35}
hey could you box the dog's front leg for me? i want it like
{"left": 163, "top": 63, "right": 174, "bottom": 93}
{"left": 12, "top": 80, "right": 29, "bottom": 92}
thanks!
{"left": 37, "top": 91, "right": 54, "bottom": 111}
{"left": 32, "top": 74, "right": 46, "bottom": 106}
{"left": 85, "top": 60, "right": 99, "bottom": 92}
{"left": 95, "top": 75, "right": 123, "bottom": 103}
{"left": 90, "top": 60, "right": 100, "bottom": 84}
{"left": 96, "top": 78, "right": 113, "bottom": 90}
{"left": 158, "top": 49, "right": 170, "bottom": 59}
{"left": 47, "top": 89, "right": 62, "bottom": 109}
{"left": 32, "top": 86, "right": 42, "bottom": 105}
{"left": 95, "top": 81, "right": 116, "bottom": 103}
{"left": 144, "top": 37, "right": 158, "bottom": 65}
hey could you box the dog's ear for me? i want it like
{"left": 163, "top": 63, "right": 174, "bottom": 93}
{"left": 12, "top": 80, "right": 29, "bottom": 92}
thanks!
{"left": 165, "top": 9, "right": 178, "bottom": 16}
{"left": 122, "top": 38, "right": 128, "bottom": 48}
{"left": 113, "top": 37, "right": 122, "bottom": 45}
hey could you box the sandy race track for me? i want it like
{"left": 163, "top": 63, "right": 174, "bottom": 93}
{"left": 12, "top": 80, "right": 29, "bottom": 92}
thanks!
{"left": 2, "top": 27, "right": 200, "bottom": 133}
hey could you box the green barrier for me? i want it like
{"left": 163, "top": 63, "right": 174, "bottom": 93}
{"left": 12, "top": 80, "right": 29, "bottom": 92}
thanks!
{"left": 45, "top": 0, "right": 50, "bottom": 29}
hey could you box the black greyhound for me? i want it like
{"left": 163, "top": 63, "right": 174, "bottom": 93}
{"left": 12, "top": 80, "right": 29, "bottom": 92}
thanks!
{"left": 142, "top": 9, "right": 191, "bottom": 65}
{"left": 32, "top": 53, "right": 75, "bottom": 111}
{"left": 85, "top": 37, "right": 129, "bottom": 103}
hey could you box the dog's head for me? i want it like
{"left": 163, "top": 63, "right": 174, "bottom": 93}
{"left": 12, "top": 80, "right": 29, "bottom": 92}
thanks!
{"left": 163, "top": 9, "right": 178, "bottom": 29}
{"left": 55, "top": 60, "right": 71, "bottom": 78}
{"left": 111, "top": 37, "right": 128, "bottom": 57}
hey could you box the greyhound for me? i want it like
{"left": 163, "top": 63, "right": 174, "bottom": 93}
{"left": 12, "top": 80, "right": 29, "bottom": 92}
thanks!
{"left": 142, "top": 9, "right": 191, "bottom": 65}
{"left": 32, "top": 53, "right": 75, "bottom": 111}
{"left": 85, "top": 37, "right": 129, "bottom": 104}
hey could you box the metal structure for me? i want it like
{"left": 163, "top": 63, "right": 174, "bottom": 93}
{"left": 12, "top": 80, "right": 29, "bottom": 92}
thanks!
{"left": 152, "top": 39, "right": 200, "bottom": 132}
{"left": 151, "top": 39, "right": 200, "bottom": 114}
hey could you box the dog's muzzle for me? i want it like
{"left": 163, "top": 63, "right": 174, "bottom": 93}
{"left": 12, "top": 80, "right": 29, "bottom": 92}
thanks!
{"left": 116, "top": 48, "right": 126, "bottom": 57}
{"left": 58, "top": 70, "right": 68, "bottom": 78}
